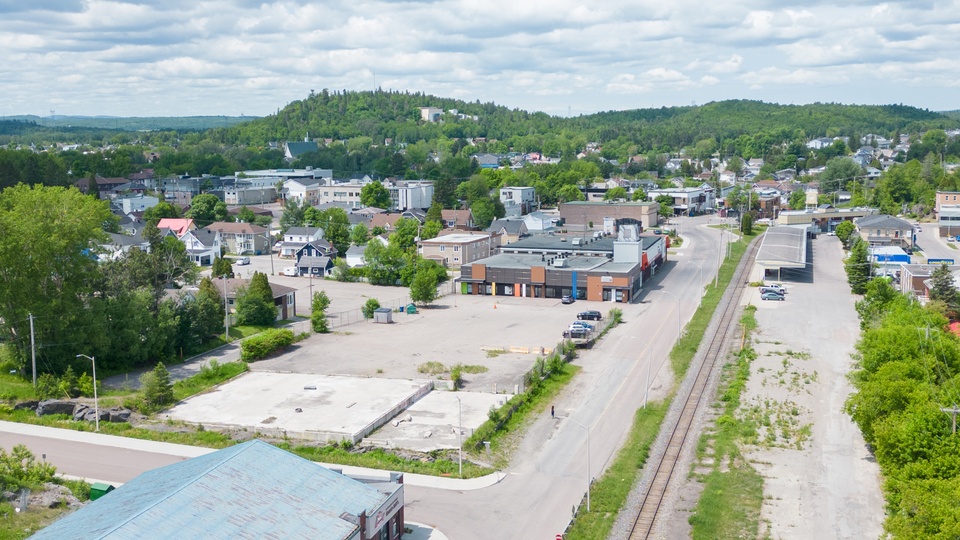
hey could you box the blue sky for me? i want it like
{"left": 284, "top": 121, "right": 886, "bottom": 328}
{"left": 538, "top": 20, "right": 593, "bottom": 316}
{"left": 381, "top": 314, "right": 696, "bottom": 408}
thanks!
{"left": 3, "top": 0, "right": 959, "bottom": 118}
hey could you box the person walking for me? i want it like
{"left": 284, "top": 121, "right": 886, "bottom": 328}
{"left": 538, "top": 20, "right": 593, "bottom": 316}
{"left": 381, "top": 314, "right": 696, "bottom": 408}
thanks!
{"left": 551, "top": 405, "right": 555, "bottom": 418}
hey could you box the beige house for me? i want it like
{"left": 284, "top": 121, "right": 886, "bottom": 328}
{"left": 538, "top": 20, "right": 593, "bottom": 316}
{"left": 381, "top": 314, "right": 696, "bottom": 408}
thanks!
{"left": 206, "top": 222, "right": 271, "bottom": 255}
{"left": 419, "top": 232, "right": 501, "bottom": 269}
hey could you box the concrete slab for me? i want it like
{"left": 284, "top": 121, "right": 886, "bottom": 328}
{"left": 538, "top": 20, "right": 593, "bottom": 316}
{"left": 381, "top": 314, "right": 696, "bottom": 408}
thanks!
{"left": 166, "top": 372, "right": 432, "bottom": 443}
{"left": 367, "top": 391, "right": 514, "bottom": 452}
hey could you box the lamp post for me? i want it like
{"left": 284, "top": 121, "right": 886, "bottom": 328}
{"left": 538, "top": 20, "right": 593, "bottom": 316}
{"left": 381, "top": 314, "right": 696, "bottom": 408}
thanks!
{"left": 75, "top": 354, "right": 99, "bottom": 432}
{"left": 567, "top": 417, "right": 591, "bottom": 512}
{"left": 455, "top": 396, "right": 463, "bottom": 478}
{"left": 221, "top": 275, "right": 229, "bottom": 339}
{"left": 626, "top": 336, "right": 654, "bottom": 409}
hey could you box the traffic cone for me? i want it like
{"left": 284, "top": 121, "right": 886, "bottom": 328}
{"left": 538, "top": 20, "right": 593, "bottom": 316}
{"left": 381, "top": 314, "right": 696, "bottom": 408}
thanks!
{"left": 494, "top": 302, "right": 497, "bottom": 309}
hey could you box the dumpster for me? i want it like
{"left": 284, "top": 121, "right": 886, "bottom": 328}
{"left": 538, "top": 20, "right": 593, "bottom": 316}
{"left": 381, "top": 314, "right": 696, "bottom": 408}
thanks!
{"left": 90, "top": 482, "right": 115, "bottom": 501}
{"left": 406, "top": 304, "right": 417, "bottom": 314}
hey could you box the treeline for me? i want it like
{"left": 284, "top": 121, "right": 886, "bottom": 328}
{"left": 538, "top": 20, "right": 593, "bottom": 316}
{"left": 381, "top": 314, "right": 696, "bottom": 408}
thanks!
{"left": 0, "top": 185, "right": 227, "bottom": 376}
{"left": 846, "top": 276, "right": 960, "bottom": 537}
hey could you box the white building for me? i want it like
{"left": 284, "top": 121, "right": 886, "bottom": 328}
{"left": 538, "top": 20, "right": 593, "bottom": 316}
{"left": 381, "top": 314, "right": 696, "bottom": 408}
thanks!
{"left": 420, "top": 107, "right": 443, "bottom": 122}
{"left": 387, "top": 180, "right": 433, "bottom": 211}
{"left": 499, "top": 186, "right": 536, "bottom": 216}
{"left": 118, "top": 194, "right": 159, "bottom": 214}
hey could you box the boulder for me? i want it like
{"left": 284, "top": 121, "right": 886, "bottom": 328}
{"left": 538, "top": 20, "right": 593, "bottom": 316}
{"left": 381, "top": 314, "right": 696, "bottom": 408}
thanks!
{"left": 72, "top": 404, "right": 90, "bottom": 421}
{"left": 35, "top": 400, "right": 76, "bottom": 417}
{"left": 106, "top": 408, "right": 131, "bottom": 423}
{"left": 13, "top": 400, "right": 38, "bottom": 411}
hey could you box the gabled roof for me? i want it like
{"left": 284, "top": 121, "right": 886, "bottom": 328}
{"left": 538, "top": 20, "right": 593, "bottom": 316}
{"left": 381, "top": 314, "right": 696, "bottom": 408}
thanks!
{"left": 206, "top": 222, "right": 268, "bottom": 235}
{"left": 285, "top": 141, "right": 319, "bottom": 158}
{"left": 215, "top": 277, "right": 296, "bottom": 300}
{"left": 284, "top": 226, "right": 322, "bottom": 237}
{"left": 181, "top": 228, "right": 220, "bottom": 248}
{"left": 486, "top": 218, "right": 528, "bottom": 235}
{"left": 368, "top": 213, "right": 405, "bottom": 230}
{"left": 296, "top": 255, "right": 334, "bottom": 269}
{"left": 155, "top": 218, "right": 196, "bottom": 237}
{"left": 29, "top": 440, "right": 394, "bottom": 540}
{"left": 856, "top": 214, "right": 912, "bottom": 231}
{"left": 441, "top": 209, "right": 473, "bottom": 225}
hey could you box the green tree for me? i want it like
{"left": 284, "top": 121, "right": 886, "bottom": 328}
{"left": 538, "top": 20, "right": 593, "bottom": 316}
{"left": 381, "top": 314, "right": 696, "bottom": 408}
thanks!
{"left": 631, "top": 188, "right": 647, "bottom": 201}
{"left": 929, "top": 263, "right": 959, "bottom": 316}
{"left": 426, "top": 201, "right": 444, "bottom": 223}
{"left": 655, "top": 194, "right": 675, "bottom": 217}
{"left": 0, "top": 185, "right": 111, "bottom": 374}
{"left": 835, "top": 220, "right": 856, "bottom": 246}
{"left": 280, "top": 197, "right": 309, "bottom": 232}
{"left": 212, "top": 256, "right": 233, "bottom": 278}
{"left": 741, "top": 212, "right": 753, "bottom": 235}
{"left": 305, "top": 207, "right": 350, "bottom": 256}
{"left": 193, "top": 277, "right": 225, "bottom": 341}
{"left": 362, "top": 298, "right": 381, "bottom": 319}
{"left": 390, "top": 217, "right": 420, "bottom": 251}
{"left": 820, "top": 157, "right": 864, "bottom": 193}
{"left": 410, "top": 264, "right": 439, "bottom": 305}
{"left": 186, "top": 193, "right": 228, "bottom": 226}
{"left": 236, "top": 205, "right": 256, "bottom": 223}
{"left": 421, "top": 220, "right": 443, "bottom": 240}
{"left": 470, "top": 197, "right": 503, "bottom": 229}
{"left": 311, "top": 290, "right": 330, "bottom": 333}
{"left": 141, "top": 362, "right": 174, "bottom": 410}
{"left": 604, "top": 187, "right": 627, "bottom": 201}
{"left": 350, "top": 223, "right": 370, "bottom": 245}
{"left": 556, "top": 184, "right": 585, "bottom": 203}
{"left": 789, "top": 188, "right": 806, "bottom": 209}
{"left": 143, "top": 201, "right": 181, "bottom": 227}
{"left": 360, "top": 181, "right": 392, "bottom": 209}
{"left": 235, "top": 272, "right": 276, "bottom": 326}
{"left": 845, "top": 238, "right": 874, "bottom": 294}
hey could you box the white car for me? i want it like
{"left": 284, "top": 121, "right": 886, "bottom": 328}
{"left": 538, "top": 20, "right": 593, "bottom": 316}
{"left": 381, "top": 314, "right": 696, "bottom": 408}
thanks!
{"left": 282, "top": 267, "right": 298, "bottom": 276}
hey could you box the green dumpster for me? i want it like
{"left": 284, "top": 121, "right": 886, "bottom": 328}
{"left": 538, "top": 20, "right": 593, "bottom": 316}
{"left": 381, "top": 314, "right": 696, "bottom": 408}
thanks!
{"left": 90, "top": 482, "right": 115, "bottom": 501}
{"left": 406, "top": 304, "right": 417, "bottom": 314}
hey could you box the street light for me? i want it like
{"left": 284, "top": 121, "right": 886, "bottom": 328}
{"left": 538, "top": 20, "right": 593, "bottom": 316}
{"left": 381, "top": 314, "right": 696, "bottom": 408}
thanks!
{"left": 626, "top": 336, "right": 654, "bottom": 409}
{"left": 455, "top": 395, "right": 463, "bottom": 478}
{"left": 566, "top": 417, "right": 591, "bottom": 512}
{"left": 75, "top": 354, "right": 99, "bottom": 432}
{"left": 221, "top": 275, "right": 230, "bottom": 339}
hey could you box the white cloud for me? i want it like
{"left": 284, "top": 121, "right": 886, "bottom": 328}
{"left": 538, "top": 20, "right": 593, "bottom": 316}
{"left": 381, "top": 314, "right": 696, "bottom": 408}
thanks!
{"left": 0, "top": 0, "right": 958, "bottom": 116}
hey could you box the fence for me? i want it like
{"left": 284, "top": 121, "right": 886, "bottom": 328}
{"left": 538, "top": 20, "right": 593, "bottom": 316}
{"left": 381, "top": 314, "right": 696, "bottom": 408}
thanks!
{"left": 323, "top": 281, "right": 457, "bottom": 330}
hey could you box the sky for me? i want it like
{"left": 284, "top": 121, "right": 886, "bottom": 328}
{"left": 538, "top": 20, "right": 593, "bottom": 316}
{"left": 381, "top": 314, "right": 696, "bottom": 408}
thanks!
{"left": 3, "top": 0, "right": 960, "bottom": 119}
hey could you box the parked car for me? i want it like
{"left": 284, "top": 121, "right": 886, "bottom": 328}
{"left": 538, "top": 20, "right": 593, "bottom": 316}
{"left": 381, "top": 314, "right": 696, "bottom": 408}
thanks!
{"left": 760, "top": 284, "right": 786, "bottom": 295}
{"left": 282, "top": 266, "right": 298, "bottom": 276}
{"left": 561, "top": 295, "right": 575, "bottom": 304}
{"left": 235, "top": 256, "right": 250, "bottom": 265}
{"left": 577, "top": 310, "right": 602, "bottom": 321}
{"left": 569, "top": 321, "right": 594, "bottom": 331}
{"left": 761, "top": 292, "right": 785, "bottom": 301}
{"left": 563, "top": 328, "right": 590, "bottom": 340}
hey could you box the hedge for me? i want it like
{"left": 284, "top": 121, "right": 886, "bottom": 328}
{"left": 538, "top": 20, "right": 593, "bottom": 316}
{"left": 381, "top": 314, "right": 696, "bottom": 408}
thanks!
{"left": 240, "top": 329, "right": 295, "bottom": 362}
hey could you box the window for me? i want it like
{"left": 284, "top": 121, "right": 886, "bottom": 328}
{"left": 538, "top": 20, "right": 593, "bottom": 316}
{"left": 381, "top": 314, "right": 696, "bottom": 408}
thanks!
{"left": 439, "top": 246, "right": 445, "bottom": 252}
{"left": 453, "top": 246, "right": 460, "bottom": 252}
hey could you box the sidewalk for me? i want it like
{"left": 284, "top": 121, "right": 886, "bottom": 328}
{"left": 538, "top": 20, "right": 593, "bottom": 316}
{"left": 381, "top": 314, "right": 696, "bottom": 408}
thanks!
{"left": 0, "top": 421, "right": 505, "bottom": 491}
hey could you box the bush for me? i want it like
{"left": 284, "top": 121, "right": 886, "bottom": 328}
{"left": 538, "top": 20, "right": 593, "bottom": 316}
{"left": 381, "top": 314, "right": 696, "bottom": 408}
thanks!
{"left": 362, "top": 298, "right": 381, "bottom": 319}
{"left": 451, "top": 364, "right": 463, "bottom": 390}
{"left": 241, "top": 329, "right": 296, "bottom": 362}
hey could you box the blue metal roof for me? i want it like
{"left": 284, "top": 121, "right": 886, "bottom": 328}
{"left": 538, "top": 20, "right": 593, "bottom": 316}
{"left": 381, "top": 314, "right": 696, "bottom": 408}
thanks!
{"left": 31, "top": 440, "right": 397, "bottom": 540}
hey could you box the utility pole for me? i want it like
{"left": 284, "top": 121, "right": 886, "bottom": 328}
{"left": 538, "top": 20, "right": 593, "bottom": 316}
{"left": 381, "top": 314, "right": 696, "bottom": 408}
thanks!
{"left": 221, "top": 276, "right": 229, "bottom": 340}
{"left": 29, "top": 313, "right": 36, "bottom": 387}
{"left": 942, "top": 404, "right": 960, "bottom": 434}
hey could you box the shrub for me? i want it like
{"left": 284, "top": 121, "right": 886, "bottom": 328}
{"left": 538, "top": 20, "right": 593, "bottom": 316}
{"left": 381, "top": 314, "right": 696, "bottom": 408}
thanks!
{"left": 451, "top": 364, "right": 463, "bottom": 390}
{"left": 362, "top": 298, "right": 381, "bottom": 319}
{"left": 241, "top": 328, "right": 296, "bottom": 362}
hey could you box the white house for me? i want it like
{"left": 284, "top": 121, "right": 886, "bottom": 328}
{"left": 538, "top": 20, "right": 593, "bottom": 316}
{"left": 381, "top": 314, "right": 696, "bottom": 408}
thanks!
{"left": 179, "top": 228, "right": 222, "bottom": 266}
{"left": 118, "top": 194, "right": 159, "bottom": 214}
{"left": 500, "top": 186, "right": 537, "bottom": 215}
{"left": 282, "top": 179, "right": 322, "bottom": 206}
{"left": 280, "top": 226, "right": 324, "bottom": 258}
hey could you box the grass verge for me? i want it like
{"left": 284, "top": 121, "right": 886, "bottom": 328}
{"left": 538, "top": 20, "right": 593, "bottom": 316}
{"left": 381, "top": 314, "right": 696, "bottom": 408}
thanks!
{"left": 172, "top": 361, "right": 248, "bottom": 401}
{"left": 564, "top": 399, "right": 671, "bottom": 539}
{"left": 563, "top": 231, "right": 756, "bottom": 539}
{"left": 688, "top": 307, "right": 764, "bottom": 539}
{"left": 278, "top": 443, "right": 493, "bottom": 479}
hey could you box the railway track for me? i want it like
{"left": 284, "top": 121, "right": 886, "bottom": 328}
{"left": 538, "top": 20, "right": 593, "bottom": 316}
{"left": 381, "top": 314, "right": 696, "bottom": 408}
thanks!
{"left": 627, "top": 236, "right": 762, "bottom": 539}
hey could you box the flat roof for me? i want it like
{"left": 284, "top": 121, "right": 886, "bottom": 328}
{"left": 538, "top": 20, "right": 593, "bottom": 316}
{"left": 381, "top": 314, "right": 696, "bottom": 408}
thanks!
{"left": 468, "top": 252, "right": 638, "bottom": 274}
{"left": 422, "top": 233, "right": 492, "bottom": 244}
{"left": 755, "top": 226, "right": 808, "bottom": 270}
{"left": 502, "top": 234, "right": 661, "bottom": 253}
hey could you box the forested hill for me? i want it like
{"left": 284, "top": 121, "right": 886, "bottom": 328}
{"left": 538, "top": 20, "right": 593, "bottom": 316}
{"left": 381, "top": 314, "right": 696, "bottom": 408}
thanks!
{"left": 211, "top": 90, "right": 951, "bottom": 153}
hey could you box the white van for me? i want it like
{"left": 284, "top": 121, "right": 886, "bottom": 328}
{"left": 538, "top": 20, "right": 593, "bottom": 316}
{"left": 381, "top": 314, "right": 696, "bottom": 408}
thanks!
{"left": 282, "top": 267, "right": 298, "bottom": 276}
{"left": 235, "top": 256, "right": 250, "bottom": 266}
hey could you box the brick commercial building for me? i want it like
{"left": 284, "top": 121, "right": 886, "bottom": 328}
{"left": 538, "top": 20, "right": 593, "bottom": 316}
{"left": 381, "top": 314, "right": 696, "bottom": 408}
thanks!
{"left": 559, "top": 201, "right": 659, "bottom": 230}
{"left": 459, "top": 225, "right": 667, "bottom": 302}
